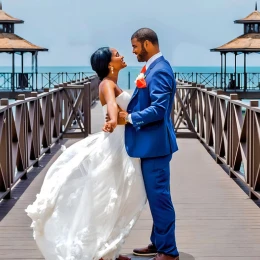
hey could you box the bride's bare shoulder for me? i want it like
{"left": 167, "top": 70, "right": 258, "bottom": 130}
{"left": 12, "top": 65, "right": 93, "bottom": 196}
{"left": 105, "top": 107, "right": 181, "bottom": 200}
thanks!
{"left": 99, "top": 79, "right": 116, "bottom": 93}
{"left": 99, "top": 79, "right": 118, "bottom": 106}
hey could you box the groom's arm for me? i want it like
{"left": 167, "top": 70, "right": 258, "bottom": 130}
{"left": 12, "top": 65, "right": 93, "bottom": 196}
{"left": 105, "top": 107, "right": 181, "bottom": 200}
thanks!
{"left": 129, "top": 70, "right": 175, "bottom": 128}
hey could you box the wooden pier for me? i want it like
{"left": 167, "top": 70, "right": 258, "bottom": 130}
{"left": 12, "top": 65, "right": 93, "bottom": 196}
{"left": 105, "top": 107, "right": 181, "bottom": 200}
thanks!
{"left": 0, "top": 81, "right": 259, "bottom": 259}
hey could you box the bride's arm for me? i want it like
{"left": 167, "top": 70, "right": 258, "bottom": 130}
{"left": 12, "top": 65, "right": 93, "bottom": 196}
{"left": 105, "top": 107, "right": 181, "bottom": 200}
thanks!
{"left": 101, "top": 81, "right": 118, "bottom": 132}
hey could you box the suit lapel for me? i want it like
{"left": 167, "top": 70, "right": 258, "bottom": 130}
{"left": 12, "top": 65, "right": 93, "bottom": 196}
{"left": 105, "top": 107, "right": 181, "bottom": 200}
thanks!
{"left": 130, "top": 87, "right": 139, "bottom": 102}
{"left": 129, "top": 56, "right": 165, "bottom": 104}
{"left": 146, "top": 56, "right": 165, "bottom": 77}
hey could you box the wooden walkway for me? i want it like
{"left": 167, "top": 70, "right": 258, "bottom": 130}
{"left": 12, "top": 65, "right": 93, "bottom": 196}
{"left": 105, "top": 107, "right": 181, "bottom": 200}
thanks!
{"left": 0, "top": 98, "right": 260, "bottom": 260}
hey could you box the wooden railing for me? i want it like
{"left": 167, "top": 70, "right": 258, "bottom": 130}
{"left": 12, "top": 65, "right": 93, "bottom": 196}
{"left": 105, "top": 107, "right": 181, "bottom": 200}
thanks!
{"left": 174, "top": 81, "right": 260, "bottom": 199}
{"left": 0, "top": 72, "right": 94, "bottom": 91}
{"left": 174, "top": 72, "right": 260, "bottom": 91}
{"left": 0, "top": 76, "right": 99, "bottom": 200}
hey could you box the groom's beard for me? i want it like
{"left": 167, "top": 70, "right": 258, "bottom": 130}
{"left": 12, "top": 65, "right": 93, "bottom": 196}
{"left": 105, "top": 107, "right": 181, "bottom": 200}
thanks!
{"left": 137, "top": 45, "right": 148, "bottom": 62}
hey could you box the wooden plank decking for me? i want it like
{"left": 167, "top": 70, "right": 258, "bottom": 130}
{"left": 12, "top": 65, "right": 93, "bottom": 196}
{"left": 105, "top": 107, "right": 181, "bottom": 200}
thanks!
{"left": 0, "top": 98, "right": 260, "bottom": 260}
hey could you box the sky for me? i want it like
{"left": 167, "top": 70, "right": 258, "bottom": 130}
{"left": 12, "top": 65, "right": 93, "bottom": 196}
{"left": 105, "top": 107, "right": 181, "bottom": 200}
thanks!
{"left": 1, "top": 0, "right": 260, "bottom": 67}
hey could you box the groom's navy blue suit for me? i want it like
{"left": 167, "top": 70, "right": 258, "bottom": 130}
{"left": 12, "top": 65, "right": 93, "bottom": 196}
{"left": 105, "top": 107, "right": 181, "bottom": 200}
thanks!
{"left": 125, "top": 56, "right": 179, "bottom": 256}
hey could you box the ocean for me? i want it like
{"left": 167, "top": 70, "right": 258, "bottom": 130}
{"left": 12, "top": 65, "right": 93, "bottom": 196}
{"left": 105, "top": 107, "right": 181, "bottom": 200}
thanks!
{"left": 1, "top": 66, "right": 260, "bottom": 90}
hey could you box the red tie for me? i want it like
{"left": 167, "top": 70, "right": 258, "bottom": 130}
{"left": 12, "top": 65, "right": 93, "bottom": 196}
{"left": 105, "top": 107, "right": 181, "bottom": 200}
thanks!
{"left": 141, "top": 65, "right": 146, "bottom": 74}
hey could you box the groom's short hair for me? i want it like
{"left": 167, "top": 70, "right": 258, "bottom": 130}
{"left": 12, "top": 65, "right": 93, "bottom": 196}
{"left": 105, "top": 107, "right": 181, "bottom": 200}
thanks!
{"left": 131, "top": 28, "right": 159, "bottom": 46}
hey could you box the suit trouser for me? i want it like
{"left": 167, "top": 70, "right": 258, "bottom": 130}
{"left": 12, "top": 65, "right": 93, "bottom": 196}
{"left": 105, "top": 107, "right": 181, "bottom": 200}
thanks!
{"left": 141, "top": 154, "right": 178, "bottom": 256}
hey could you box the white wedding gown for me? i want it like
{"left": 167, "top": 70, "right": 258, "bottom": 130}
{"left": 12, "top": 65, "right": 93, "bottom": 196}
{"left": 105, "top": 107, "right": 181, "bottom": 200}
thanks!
{"left": 25, "top": 91, "right": 147, "bottom": 260}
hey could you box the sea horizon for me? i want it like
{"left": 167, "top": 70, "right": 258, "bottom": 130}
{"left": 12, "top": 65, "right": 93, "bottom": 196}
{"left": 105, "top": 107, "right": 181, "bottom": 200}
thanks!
{"left": 0, "top": 65, "right": 260, "bottom": 75}
{"left": 1, "top": 66, "right": 260, "bottom": 90}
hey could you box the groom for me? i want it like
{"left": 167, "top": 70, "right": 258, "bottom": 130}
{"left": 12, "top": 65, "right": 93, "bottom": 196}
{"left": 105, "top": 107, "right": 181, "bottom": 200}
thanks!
{"left": 120, "top": 28, "right": 179, "bottom": 260}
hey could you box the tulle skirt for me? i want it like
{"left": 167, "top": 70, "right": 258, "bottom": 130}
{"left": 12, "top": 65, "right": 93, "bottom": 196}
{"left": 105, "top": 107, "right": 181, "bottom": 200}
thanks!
{"left": 26, "top": 126, "right": 147, "bottom": 260}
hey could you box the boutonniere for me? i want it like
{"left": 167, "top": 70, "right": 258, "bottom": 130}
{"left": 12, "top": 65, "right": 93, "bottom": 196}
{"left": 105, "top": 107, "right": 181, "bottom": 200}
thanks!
{"left": 135, "top": 66, "right": 147, "bottom": 88}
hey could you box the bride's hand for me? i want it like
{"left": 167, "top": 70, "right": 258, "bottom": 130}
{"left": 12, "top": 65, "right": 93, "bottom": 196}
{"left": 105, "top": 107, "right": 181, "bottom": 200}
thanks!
{"left": 106, "top": 112, "right": 126, "bottom": 125}
{"left": 102, "top": 120, "right": 117, "bottom": 133}
{"left": 105, "top": 113, "right": 110, "bottom": 122}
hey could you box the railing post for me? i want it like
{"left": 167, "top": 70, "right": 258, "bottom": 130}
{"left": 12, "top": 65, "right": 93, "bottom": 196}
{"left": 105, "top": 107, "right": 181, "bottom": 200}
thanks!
{"left": 17, "top": 94, "right": 28, "bottom": 179}
{"left": 249, "top": 100, "right": 259, "bottom": 199}
{"left": 31, "top": 92, "right": 40, "bottom": 166}
{"left": 205, "top": 88, "right": 210, "bottom": 146}
{"left": 53, "top": 85, "right": 62, "bottom": 139}
{"left": 244, "top": 72, "right": 247, "bottom": 92}
{"left": 215, "top": 90, "right": 224, "bottom": 163}
{"left": 44, "top": 88, "right": 52, "bottom": 153}
{"left": 17, "top": 94, "right": 25, "bottom": 100}
{"left": 198, "top": 84, "right": 205, "bottom": 140}
{"left": 205, "top": 88, "right": 213, "bottom": 147}
{"left": 41, "top": 73, "right": 43, "bottom": 90}
{"left": 0, "top": 99, "right": 12, "bottom": 199}
{"left": 62, "top": 83, "right": 69, "bottom": 128}
{"left": 49, "top": 72, "right": 51, "bottom": 88}
{"left": 191, "top": 83, "right": 196, "bottom": 128}
{"left": 83, "top": 83, "right": 91, "bottom": 137}
{"left": 229, "top": 94, "right": 238, "bottom": 178}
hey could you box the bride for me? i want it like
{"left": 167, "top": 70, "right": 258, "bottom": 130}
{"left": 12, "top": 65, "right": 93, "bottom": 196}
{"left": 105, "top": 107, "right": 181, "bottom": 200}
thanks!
{"left": 25, "top": 47, "right": 147, "bottom": 260}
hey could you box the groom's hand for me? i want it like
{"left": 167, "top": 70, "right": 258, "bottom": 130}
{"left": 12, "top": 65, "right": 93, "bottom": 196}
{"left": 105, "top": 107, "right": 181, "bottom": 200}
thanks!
{"left": 119, "top": 111, "right": 129, "bottom": 124}
{"left": 118, "top": 109, "right": 127, "bottom": 125}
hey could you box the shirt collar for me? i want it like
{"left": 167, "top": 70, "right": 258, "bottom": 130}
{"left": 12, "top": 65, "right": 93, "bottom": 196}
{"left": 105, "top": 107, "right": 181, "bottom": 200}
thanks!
{"left": 146, "top": 52, "right": 162, "bottom": 70}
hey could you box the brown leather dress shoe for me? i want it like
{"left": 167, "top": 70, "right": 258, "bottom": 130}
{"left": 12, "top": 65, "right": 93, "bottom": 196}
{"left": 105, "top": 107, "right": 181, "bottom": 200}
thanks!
{"left": 133, "top": 243, "right": 157, "bottom": 256}
{"left": 100, "top": 255, "right": 131, "bottom": 260}
{"left": 116, "top": 255, "right": 131, "bottom": 260}
{"left": 153, "top": 253, "right": 179, "bottom": 260}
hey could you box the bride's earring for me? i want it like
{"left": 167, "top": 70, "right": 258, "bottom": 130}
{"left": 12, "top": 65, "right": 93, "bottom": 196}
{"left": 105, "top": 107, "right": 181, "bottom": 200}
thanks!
{"left": 111, "top": 67, "right": 114, "bottom": 74}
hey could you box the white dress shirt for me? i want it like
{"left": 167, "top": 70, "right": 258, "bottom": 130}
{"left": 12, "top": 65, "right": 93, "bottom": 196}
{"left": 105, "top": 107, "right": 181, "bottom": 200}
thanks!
{"left": 146, "top": 52, "right": 162, "bottom": 70}
{"left": 128, "top": 52, "right": 163, "bottom": 124}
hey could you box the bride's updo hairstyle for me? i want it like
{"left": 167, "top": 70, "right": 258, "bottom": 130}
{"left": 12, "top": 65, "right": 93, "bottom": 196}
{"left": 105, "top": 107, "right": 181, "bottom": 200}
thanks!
{"left": 90, "top": 47, "right": 112, "bottom": 80}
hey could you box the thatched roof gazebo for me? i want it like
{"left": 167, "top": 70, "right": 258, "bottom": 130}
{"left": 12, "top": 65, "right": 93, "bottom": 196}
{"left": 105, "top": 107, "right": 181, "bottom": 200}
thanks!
{"left": 211, "top": 3, "right": 260, "bottom": 91}
{"left": 0, "top": 2, "right": 48, "bottom": 91}
{"left": 0, "top": 3, "right": 23, "bottom": 24}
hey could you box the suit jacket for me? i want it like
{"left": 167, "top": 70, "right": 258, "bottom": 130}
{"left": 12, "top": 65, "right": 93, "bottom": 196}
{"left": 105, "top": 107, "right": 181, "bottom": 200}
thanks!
{"left": 125, "top": 56, "right": 178, "bottom": 158}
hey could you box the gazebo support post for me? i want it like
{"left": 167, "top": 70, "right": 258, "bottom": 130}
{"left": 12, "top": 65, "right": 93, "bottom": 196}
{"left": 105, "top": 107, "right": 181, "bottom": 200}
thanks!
{"left": 11, "top": 52, "right": 15, "bottom": 92}
{"left": 244, "top": 52, "right": 247, "bottom": 91}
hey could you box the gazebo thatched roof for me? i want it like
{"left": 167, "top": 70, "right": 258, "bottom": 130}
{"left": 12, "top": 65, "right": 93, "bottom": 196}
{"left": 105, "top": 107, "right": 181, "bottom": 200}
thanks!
{"left": 235, "top": 10, "right": 260, "bottom": 24}
{"left": 0, "top": 9, "right": 23, "bottom": 24}
{"left": 0, "top": 33, "right": 48, "bottom": 52}
{"left": 210, "top": 33, "right": 260, "bottom": 53}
